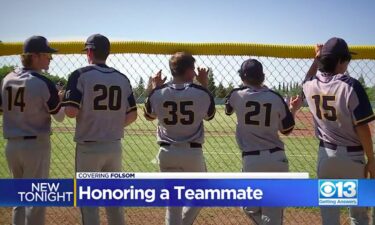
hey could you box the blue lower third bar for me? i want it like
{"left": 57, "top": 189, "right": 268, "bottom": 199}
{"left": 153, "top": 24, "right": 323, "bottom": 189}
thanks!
{"left": 0, "top": 179, "right": 73, "bottom": 206}
{"left": 1, "top": 179, "right": 375, "bottom": 207}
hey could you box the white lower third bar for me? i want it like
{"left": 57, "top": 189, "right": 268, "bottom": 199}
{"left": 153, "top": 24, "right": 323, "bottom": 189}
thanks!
{"left": 76, "top": 172, "right": 309, "bottom": 179}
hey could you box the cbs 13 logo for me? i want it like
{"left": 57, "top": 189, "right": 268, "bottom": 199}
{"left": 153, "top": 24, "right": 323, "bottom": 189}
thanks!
{"left": 319, "top": 180, "right": 357, "bottom": 199}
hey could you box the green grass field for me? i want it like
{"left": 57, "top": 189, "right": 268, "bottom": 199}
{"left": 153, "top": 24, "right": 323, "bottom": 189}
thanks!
{"left": 0, "top": 106, "right": 320, "bottom": 178}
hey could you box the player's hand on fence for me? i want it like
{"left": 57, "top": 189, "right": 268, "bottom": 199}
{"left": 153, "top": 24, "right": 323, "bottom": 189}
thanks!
{"left": 147, "top": 70, "right": 167, "bottom": 93}
{"left": 315, "top": 44, "right": 323, "bottom": 58}
{"left": 196, "top": 67, "right": 209, "bottom": 88}
{"left": 58, "top": 90, "right": 65, "bottom": 101}
{"left": 365, "top": 160, "right": 375, "bottom": 178}
{"left": 289, "top": 95, "right": 303, "bottom": 115}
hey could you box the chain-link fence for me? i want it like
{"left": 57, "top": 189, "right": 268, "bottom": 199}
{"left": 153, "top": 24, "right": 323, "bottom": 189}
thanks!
{"left": 0, "top": 42, "right": 374, "bottom": 225}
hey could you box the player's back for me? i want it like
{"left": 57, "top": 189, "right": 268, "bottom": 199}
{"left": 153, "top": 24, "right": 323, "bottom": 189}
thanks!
{"left": 225, "top": 86, "right": 294, "bottom": 151}
{"left": 146, "top": 83, "right": 215, "bottom": 144}
{"left": 64, "top": 64, "right": 135, "bottom": 142}
{"left": 303, "top": 73, "right": 374, "bottom": 146}
{"left": 1, "top": 69, "right": 60, "bottom": 138}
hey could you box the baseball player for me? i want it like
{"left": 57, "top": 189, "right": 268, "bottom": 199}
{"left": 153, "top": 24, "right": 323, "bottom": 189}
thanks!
{"left": 0, "top": 36, "right": 65, "bottom": 225}
{"left": 303, "top": 37, "right": 375, "bottom": 225}
{"left": 224, "top": 58, "right": 301, "bottom": 225}
{"left": 62, "top": 34, "right": 137, "bottom": 225}
{"left": 144, "top": 52, "right": 215, "bottom": 225}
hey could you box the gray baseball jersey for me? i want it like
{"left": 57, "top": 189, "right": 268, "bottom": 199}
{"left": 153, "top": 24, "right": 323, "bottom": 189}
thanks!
{"left": 225, "top": 86, "right": 295, "bottom": 152}
{"left": 62, "top": 64, "right": 136, "bottom": 143}
{"left": 303, "top": 73, "right": 375, "bottom": 146}
{"left": 144, "top": 82, "right": 215, "bottom": 144}
{"left": 0, "top": 68, "right": 61, "bottom": 138}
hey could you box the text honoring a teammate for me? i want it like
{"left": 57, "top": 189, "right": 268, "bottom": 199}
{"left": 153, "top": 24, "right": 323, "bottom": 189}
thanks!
{"left": 78, "top": 185, "right": 263, "bottom": 202}
{"left": 174, "top": 186, "right": 263, "bottom": 200}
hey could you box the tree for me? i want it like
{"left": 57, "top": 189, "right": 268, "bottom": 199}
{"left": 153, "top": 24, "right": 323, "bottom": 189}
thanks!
{"left": 0, "top": 65, "right": 14, "bottom": 80}
{"left": 366, "top": 85, "right": 375, "bottom": 102}
{"left": 215, "top": 82, "right": 226, "bottom": 98}
{"left": 226, "top": 83, "right": 234, "bottom": 96}
{"left": 358, "top": 75, "right": 366, "bottom": 88}
{"left": 0, "top": 65, "right": 67, "bottom": 85}
{"left": 42, "top": 72, "right": 67, "bottom": 86}
{"left": 133, "top": 77, "right": 145, "bottom": 99}
{"left": 207, "top": 67, "right": 216, "bottom": 97}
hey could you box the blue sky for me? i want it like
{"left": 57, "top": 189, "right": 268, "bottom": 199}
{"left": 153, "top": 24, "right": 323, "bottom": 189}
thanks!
{"left": 1, "top": 0, "right": 375, "bottom": 44}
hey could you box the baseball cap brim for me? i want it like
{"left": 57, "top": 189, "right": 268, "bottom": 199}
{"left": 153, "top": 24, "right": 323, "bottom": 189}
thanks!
{"left": 46, "top": 47, "right": 58, "bottom": 53}
{"left": 82, "top": 44, "right": 95, "bottom": 51}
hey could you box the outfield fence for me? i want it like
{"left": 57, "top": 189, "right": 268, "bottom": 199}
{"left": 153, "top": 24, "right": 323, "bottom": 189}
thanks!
{"left": 0, "top": 41, "right": 374, "bottom": 225}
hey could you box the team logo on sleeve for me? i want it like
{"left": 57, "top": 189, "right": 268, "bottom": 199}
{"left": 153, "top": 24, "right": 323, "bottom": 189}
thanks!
{"left": 319, "top": 180, "right": 358, "bottom": 206}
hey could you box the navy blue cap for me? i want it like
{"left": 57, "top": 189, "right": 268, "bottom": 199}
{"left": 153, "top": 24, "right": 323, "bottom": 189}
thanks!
{"left": 23, "top": 36, "right": 57, "bottom": 54}
{"left": 83, "top": 34, "right": 110, "bottom": 54}
{"left": 321, "top": 37, "right": 356, "bottom": 57}
{"left": 239, "top": 59, "right": 264, "bottom": 79}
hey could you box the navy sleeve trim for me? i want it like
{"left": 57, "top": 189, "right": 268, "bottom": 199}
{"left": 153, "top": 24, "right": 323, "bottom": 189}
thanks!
{"left": 30, "top": 72, "right": 61, "bottom": 114}
{"left": 144, "top": 84, "right": 168, "bottom": 119}
{"left": 269, "top": 90, "right": 295, "bottom": 133}
{"left": 224, "top": 88, "right": 246, "bottom": 116}
{"left": 127, "top": 92, "right": 136, "bottom": 109}
{"left": 224, "top": 94, "right": 234, "bottom": 115}
{"left": 355, "top": 114, "right": 375, "bottom": 126}
{"left": 62, "top": 68, "right": 88, "bottom": 107}
{"left": 338, "top": 76, "right": 375, "bottom": 125}
{"left": 190, "top": 84, "right": 216, "bottom": 120}
{"left": 144, "top": 96, "right": 153, "bottom": 115}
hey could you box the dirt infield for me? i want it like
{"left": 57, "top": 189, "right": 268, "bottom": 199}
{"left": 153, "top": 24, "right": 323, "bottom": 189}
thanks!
{"left": 0, "top": 207, "right": 358, "bottom": 225}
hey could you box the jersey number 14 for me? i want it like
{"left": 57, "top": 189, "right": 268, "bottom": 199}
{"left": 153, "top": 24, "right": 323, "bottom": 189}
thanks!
{"left": 5, "top": 87, "right": 26, "bottom": 112}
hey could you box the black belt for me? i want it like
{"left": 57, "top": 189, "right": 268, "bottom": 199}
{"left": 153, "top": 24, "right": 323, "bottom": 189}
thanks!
{"left": 159, "top": 142, "right": 202, "bottom": 148}
{"left": 23, "top": 136, "right": 37, "bottom": 140}
{"left": 83, "top": 139, "right": 121, "bottom": 143}
{"left": 242, "top": 147, "right": 284, "bottom": 157}
{"left": 319, "top": 140, "right": 363, "bottom": 152}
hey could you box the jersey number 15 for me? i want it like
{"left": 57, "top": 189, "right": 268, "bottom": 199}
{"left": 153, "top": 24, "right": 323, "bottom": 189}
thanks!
{"left": 312, "top": 95, "right": 337, "bottom": 121}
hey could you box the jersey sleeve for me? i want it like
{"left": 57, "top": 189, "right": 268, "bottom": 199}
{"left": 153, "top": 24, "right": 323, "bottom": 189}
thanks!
{"left": 62, "top": 70, "right": 83, "bottom": 109}
{"left": 126, "top": 85, "right": 137, "bottom": 114}
{"left": 348, "top": 80, "right": 375, "bottom": 126}
{"left": 36, "top": 74, "right": 61, "bottom": 115}
{"left": 46, "top": 82, "right": 61, "bottom": 114}
{"left": 205, "top": 91, "right": 216, "bottom": 121}
{"left": 224, "top": 91, "right": 235, "bottom": 115}
{"left": 0, "top": 80, "right": 3, "bottom": 111}
{"left": 278, "top": 97, "right": 295, "bottom": 135}
{"left": 144, "top": 92, "right": 157, "bottom": 120}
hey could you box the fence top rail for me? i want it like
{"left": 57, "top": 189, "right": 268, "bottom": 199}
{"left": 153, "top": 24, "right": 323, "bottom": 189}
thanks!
{"left": 0, "top": 41, "right": 375, "bottom": 59}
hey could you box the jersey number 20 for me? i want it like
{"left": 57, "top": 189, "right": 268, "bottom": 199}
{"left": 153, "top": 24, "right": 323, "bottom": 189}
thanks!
{"left": 93, "top": 84, "right": 122, "bottom": 110}
{"left": 163, "top": 101, "right": 194, "bottom": 125}
{"left": 5, "top": 87, "right": 25, "bottom": 112}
